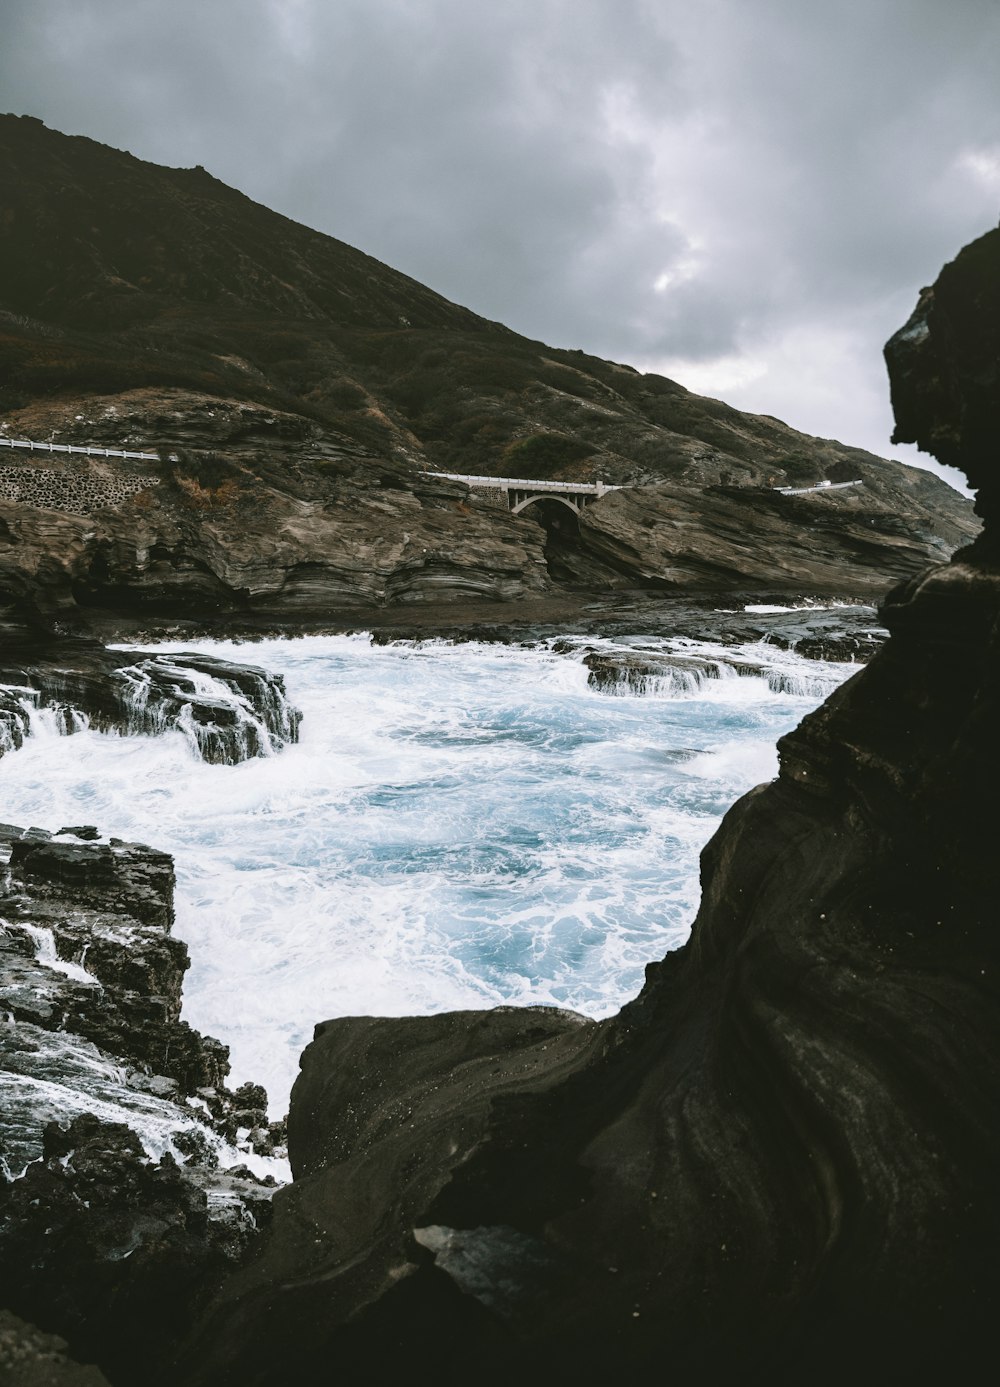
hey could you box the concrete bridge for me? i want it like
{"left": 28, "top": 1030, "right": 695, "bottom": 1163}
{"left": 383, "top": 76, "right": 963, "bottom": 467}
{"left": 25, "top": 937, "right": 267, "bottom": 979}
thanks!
{"left": 772, "top": 479, "right": 864, "bottom": 495}
{"left": 425, "top": 471, "right": 622, "bottom": 516}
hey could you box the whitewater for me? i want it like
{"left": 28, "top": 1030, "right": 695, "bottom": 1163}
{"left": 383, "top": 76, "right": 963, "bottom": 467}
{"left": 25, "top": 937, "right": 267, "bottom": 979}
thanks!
{"left": 0, "top": 631, "right": 858, "bottom": 1118}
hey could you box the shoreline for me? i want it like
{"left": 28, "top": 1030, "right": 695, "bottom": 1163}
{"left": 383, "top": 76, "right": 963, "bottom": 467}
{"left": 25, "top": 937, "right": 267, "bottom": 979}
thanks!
{"left": 71, "top": 584, "right": 888, "bottom": 648}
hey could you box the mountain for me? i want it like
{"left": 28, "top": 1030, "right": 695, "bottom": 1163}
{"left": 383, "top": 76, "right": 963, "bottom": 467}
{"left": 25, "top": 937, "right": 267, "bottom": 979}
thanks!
{"left": 1, "top": 122, "right": 997, "bottom": 1385}
{"left": 163, "top": 228, "right": 1000, "bottom": 1387}
{"left": 0, "top": 114, "right": 978, "bottom": 629}
{"left": 1, "top": 225, "right": 993, "bottom": 1387}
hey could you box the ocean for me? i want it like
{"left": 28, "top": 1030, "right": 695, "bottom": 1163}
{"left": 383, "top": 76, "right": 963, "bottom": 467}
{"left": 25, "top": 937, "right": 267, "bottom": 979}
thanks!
{"left": 0, "top": 628, "right": 857, "bottom": 1124}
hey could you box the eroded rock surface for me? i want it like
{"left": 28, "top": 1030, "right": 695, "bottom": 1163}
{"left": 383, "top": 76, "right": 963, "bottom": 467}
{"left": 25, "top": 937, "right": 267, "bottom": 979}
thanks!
{"left": 0, "top": 635, "right": 300, "bottom": 765}
{"left": 170, "top": 231, "right": 1000, "bottom": 1384}
{"left": 573, "top": 473, "right": 968, "bottom": 595}
{"left": 0, "top": 1309, "right": 110, "bottom": 1387}
{"left": 0, "top": 827, "right": 284, "bottom": 1384}
{"left": 0, "top": 116, "right": 978, "bottom": 632}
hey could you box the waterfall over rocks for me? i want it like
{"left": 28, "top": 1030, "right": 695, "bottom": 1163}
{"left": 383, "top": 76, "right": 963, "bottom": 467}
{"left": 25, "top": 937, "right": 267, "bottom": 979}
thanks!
{"left": 0, "top": 647, "right": 301, "bottom": 766}
{"left": 0, "top": 823, "right": 288, "bottom": 1380}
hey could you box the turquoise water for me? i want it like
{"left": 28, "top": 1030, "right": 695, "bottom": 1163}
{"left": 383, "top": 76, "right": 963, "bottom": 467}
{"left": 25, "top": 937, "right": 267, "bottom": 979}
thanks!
{"left": 0, "top": 632, "right": 854, "bottom": 1115}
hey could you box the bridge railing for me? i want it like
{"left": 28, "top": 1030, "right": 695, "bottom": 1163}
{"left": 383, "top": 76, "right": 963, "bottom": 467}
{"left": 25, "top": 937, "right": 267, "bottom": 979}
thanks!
{"left": 772, "top": 479, "right": 864, "bottom": 495}
{"left": 424, "top": 470, "right": 621, "bottom": 496}
{"left": 0, "top": 437, "right": 162, "bottom": 462}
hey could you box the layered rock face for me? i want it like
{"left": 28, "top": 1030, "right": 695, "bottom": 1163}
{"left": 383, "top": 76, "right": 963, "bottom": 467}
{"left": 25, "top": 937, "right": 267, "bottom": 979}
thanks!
{"left": 573, "top": 472, "right": 968, "bottom": 594}
{"left": 0, "top": 394, "right": 552, "bottom": 631}
{"left": 0, "top": 385, "right": 970, "bottom": 634}
{"left": 172, "top": 231, "right": 1000, "bottom": 1384}
{"left": 0, "top": 115, "right": 977, "bottom": 627}
{"left": 0, "top": 827, "right": 285, "bottom": 1384}
{"left": 0, "top": 634, "right": 301, "bottom": 764}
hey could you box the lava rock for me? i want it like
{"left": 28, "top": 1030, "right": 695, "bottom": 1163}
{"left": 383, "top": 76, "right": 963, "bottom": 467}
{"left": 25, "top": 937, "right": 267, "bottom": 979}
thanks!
{"left": 169, "top": 230, "right": 1000, "bottom": 1387}
{"left": 0, "top": 1116, "right": 266, "bottom": 1386}
{"left": 0, "top": 1309, "right": 111, "bottom": 1386}
{"left": 0, "top": 643, "right": 301, "bottom": 768}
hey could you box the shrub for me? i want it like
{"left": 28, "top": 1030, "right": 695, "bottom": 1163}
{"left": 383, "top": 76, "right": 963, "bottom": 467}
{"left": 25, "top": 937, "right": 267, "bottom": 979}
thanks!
{"left": 503, "top": 432, "right": 595, "bottom": 476}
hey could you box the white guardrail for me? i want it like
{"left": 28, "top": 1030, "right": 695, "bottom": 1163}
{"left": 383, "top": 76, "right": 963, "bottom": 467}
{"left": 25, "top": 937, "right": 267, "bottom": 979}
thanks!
{"left": 0, "top": 442, "right": 863, "bottom": 496}
{"left": 773, "top": 479, "right": 864, "bottom": 495}
{"left": 425, "top": 471, "right": 621, "bottom": 495}
{"left": 0, "top": 437, "right": 161, "bottom": 462}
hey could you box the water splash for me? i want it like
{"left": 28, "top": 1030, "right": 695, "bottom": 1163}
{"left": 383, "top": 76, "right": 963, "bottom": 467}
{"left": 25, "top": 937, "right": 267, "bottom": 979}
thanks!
{"left": 0, "top": 633, "right": 854, "bottom": 1118}
{"left": 1, "top": 653, "right": 301, "bottom": 767}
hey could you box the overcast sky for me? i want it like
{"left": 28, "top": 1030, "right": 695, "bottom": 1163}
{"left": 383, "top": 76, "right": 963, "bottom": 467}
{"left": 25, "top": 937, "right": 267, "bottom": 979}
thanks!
{"left": 3, "top": 0, "right": 999, "bottom": 489}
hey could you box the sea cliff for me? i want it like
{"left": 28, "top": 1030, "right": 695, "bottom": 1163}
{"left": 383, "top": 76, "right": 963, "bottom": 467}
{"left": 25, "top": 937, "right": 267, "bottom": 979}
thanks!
{"left": 165, "top": 227, "right": 1000, "bottom": 1385}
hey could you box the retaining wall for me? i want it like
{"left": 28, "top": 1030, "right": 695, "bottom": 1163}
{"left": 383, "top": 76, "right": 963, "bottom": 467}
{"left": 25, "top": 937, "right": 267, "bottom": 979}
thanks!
{"left": 0, "top": 460, "right": 161, "bottom": 515}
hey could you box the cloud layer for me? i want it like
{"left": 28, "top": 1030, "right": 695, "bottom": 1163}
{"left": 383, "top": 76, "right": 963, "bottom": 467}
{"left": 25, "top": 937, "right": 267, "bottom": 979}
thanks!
{"left": 3, "top": 0, "right": 998, "bottom": 485}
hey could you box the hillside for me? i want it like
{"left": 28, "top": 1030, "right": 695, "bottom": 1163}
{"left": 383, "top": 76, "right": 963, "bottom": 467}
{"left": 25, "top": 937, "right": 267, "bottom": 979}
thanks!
{"left": 0, "top": 114, "right": 977, "bottom": 627}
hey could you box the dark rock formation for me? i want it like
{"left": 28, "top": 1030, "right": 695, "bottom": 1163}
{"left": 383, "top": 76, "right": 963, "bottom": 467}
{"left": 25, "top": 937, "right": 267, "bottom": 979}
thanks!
{"left": 0, "top": 1309, "right": 111, "bottom": 1386}
{"left": 366, "top": 592, "right": 888, "bottom": 660}
{"left": 0, "top": 115, "right": 976, "bottom": 632}
{"left": 574, "top": 475, "right": 968, "bottom": 596}
{"left": 0, "top": 635, "right": 300, "bottom": 764}
{"left": 580, "top": 643, "right": 861, "bottom": 696}
{"left": 0, "top": 825, "right": 220, "bottom": 1142}
{"left": 0, "top": 1116, "right": 273, "bottom": 1387}
{"left": 0, "top": 826, "right": 284, "bottom": 1383}
{"left": 167, "top": 231, "right": 1000, "bottom": 1385}
{"left": 886, "top": 221, "right": 1000, "bottom": 526}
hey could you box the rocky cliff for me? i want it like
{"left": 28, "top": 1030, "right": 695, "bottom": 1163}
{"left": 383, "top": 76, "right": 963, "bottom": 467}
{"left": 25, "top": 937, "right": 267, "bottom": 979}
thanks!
{"left": 0, "top": 114, "right": 977, "bottom": 629}
{"left": 161, "top": 231, "right": 1000, "bottom": 1384}
{"left": 0, "top": 826, "right": 289, "bottom": 1384}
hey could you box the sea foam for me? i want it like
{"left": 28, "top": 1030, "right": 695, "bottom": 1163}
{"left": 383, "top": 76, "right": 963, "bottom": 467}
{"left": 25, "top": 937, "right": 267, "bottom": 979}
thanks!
{"left": 0, "top": 633, "right": 852, "bottom": 1116}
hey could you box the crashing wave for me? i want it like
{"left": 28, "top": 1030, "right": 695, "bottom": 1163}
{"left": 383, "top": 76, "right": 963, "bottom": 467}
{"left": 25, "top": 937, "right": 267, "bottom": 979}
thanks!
{"left": 0, "top": 652, "right": 301, "bottom": 766}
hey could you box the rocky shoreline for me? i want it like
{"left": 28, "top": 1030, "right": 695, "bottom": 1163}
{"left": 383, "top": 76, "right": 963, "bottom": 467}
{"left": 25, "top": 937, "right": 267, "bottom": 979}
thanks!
{"left": 0, "top": 591, "right": 885, "bottom": 1383}
{"left": 0, "top": 823, "right": 289, "bottom": 1384}
{"left": 159, "top": 225, "right": 1000, "bottom": 1387}
{"left": 0, "top": 635, "right": 301, "bottom": 766}
{"left": 1, "top": 201, "right": 997, "bottom": 1384}
{"left": 0, "top": 636, "right": 305, "bottom": 1382}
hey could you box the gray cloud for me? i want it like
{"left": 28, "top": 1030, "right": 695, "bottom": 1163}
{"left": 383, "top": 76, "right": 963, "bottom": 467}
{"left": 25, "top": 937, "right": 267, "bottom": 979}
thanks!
{"left": 2, "top": 0, "right": 998, "bottom": 484}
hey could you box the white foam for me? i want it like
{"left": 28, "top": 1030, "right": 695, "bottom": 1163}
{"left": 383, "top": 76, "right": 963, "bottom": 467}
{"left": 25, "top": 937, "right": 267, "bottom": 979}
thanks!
{"left": 15, "top": 922, "right": 101, "bottom": 985}
{"left": 1, "top": 633, "right": 843, "bottom": 1118}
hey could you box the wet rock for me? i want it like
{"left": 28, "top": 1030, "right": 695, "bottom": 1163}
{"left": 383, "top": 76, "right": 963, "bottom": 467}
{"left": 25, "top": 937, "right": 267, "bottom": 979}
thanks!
{"left": 171, "top": 231, "right": 1000, "bottom": 1386}
{"left": 126, "top": 1073, "right": 179, "bottom": 1099}
{"left": 0, "top": 825, "right": 285, "bottom": 1384}
{"left": 0, "top": 1116, "right": 270, "bottom": 1386}
{"left": 0, "top": 687, "right": 31, "bottom": 757}
{"left": 173, "top": 1127, "right": 220, "bottom": 1170}
{"left": 0, "top": 1309, "right": 110, "bottom": 1386}
{"left": 0, "top": 828, "right": 229, "bottom": 1174}
{"left": 232, "top": 1083, "right": 268, "bottom": 1113}
{"left": 583, "top": 650, "right": 724, "bottom": 693}
{"left": 0, "top": 642, "right": 301, "bottom": 767}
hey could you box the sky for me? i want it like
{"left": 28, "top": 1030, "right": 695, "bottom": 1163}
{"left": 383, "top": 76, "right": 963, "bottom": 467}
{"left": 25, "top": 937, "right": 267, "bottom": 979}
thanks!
{"left": 3, "top": 0, "right": 999, "bottom": 491}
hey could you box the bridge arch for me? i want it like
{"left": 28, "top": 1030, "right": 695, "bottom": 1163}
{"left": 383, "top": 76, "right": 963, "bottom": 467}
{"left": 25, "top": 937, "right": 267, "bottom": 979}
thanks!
{"left": 510, "top": 493, "right": 582, "bottom": 517}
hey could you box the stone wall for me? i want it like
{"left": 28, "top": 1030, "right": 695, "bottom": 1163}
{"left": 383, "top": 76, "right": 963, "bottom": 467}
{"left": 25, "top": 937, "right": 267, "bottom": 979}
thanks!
{"left": 0, "top": 460, "right": 161, "bottom": 514}
{"left": 470, "top": 485, "right": 509, "bottom": 508}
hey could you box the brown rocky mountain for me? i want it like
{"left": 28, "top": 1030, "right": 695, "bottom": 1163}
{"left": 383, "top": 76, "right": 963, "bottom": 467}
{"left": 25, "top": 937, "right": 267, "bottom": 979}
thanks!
{"left": 0, "top": 113, "right": 977, "bottom": 631}
{"left": 0, "top": 219, "right": 991, "bottom": 1387}
{"left": 1, "top": 109, "right": 998, "bottom": 1386}
{"left": 162, "top": 224, "right": 1000, "bottom": 1387}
